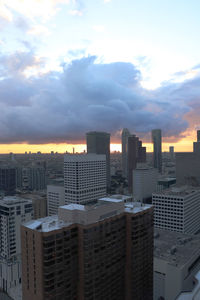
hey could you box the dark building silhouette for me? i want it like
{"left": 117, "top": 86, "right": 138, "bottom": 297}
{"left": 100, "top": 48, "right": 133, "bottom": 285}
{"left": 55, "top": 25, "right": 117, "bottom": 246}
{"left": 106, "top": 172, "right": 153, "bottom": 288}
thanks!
{"left": 152, "top": 129, "right": 162, "bottom": 173}
{"left": 21, "top": 199, "right": 153, "bottom": 300}
{"left": 86, "top": 131, "right": 110, "bottom": 189}
{"left": 127, "top": 135, "right": 146, "bottom": 192}
{"left": 0, "top": 167, "right": 16, "bottom": 195}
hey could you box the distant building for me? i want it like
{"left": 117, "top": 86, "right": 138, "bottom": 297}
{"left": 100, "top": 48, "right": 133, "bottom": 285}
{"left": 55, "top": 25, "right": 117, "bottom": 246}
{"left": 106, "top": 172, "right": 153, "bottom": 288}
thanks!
{"left": 20, "top": 191, "right": 47, "bottom": 219}
{"left": 0, "top": 196, "right": 33, "bottom": 299}
{"left": 169, "top": 146, "right": 174, "bottom": 160}
{"left": 16, "top": 166, "right": 46, "bottom": 191}
{"left": 21, "top": 198, "right": 153, "bottom": 300}
{"left": 133, "top": 167, "right": 158, "bottom": 202}
{"left": 86, "top": 131, "right": 110, "bottom": 188}
{"left": 64, "top": 154, "right": 106, "bottom": 205}
{"left": 47, "top": 185, "right": 64, "bottom": 216}
{"left": 152, "top": 129, "right": 162, "bottom": 173}
{"left": 121, "top": 128, "right": 130, "bottom": 178}
{"left": 154, "top": 229, "right": 200, "bottom": 300}
{"left": 0, "top": 166, "right": 16, "bottom": 195}
{"left": 153, "top": 186, "right": 200, "bottom": 234}
{"left": 127, "top": 135, "right": 146, "bottom": 193}
{"left": 177, "top": 131, "right": 200, "bottom": 186}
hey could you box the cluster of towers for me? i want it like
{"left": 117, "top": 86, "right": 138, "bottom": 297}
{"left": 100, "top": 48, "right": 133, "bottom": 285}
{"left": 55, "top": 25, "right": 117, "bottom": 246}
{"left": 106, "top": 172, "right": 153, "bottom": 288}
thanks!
{"left": 122, "top": 128, "right": 162, "bottom": 191}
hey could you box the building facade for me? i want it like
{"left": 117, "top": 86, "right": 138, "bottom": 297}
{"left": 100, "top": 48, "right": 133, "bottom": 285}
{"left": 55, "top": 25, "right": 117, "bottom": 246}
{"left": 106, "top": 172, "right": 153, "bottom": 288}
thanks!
{"left": 0, "top": 196, "right": 33, "bottom": 298}
{"left": 121, "top": 128, "right": 130, "bottom": 178}
{"left": 153, "top": 186, "right": 200, "bottom": 234}
{"left": 21, "top": 198, "right": 153, "bottom": 300}
{"left": 64, "top": 154, "right": 106, "bottom": 205}
{"left": 47, "top": 185, "right": 65, "bottom": 216}
{"left": 127, "top": 135, "right": 146, "bottom": 193}
{"left": 152, "top": 129, "right": 162, "bottom": 173}
{"left": 133, "top": 167, "right": 158, "bottom": 202}
{"left": 154, "top": 229, "right": 200, "bottom": 300}
{"left": 86, "top": 131, "right": 110, "bottom": 189}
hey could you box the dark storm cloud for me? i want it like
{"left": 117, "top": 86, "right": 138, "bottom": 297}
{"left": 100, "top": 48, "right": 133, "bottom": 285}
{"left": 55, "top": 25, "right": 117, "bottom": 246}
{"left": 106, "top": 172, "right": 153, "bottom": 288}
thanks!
{"left": 0, "top": 50, "right": 198, "bottom": 144}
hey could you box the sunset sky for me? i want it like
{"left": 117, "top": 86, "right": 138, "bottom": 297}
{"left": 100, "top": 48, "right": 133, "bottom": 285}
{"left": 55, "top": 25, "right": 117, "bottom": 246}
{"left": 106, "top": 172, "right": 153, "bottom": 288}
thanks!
{"left": 0, "top": 0, "right": 200, "bottom": 153}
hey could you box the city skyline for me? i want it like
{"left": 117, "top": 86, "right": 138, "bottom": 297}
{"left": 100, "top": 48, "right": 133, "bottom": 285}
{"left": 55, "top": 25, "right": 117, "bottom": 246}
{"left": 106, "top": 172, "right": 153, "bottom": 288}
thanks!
{"left": 0, "top": 1, "right": 200, "bottom": 152}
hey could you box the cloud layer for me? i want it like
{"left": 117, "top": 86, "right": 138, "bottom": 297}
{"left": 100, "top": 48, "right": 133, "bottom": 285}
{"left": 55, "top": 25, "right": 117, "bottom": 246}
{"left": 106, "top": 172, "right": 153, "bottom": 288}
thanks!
{"left": 0, "top": 48, "right": 200, "bottom": 144}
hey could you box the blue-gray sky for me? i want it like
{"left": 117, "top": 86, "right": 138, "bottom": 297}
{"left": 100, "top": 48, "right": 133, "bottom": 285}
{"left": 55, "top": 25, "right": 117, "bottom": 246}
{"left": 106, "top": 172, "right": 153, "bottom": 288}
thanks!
{"left": 0, "top": 0, "right": 200, "bottom": 146}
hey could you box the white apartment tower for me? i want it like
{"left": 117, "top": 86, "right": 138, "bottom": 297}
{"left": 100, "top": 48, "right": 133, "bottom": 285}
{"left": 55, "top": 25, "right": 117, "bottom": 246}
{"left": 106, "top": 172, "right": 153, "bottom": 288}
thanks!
{"left": 64, "top": 154, "right": 106, "bottom": 205}
{"left": 153, "top": 186, "right": 200, "bottom": 234}
{"left": 0, "top": 196, "right": 33, "bottom": 298}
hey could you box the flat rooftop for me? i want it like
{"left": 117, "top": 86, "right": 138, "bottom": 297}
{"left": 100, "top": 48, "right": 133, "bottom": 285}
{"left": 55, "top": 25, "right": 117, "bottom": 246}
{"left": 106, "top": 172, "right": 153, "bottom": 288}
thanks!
{"left": 0, "top": 196, "right": 32, "bottom": 206}
{"left": 24, "top": 197, "right": 152, "bottom": 232}
{"left": 153, "top": 186, "right": 200, "bottom": 197}
{"left": 154, "top": 229, "right": 200, "bottom": 267}
{"left": 64, "top": 153, "right": 106, "bottom": 162}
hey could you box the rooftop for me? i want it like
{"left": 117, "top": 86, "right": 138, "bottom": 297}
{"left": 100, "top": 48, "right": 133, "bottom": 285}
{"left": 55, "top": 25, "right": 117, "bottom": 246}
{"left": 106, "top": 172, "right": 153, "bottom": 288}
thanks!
{"left": 64, "top": 153, "right": 106, "bottom": 162}
{"left": 153, "top": 185, "right": 200, "bottom": 197}
{"left": 23, "top": 197, "right": 152, "bottom": 232}
{"left": 154, "top": 229, "right": 200, "bottom": 267}
{"left": 24, "top": 215, "right": 70, "bottom": 232}
{"left": 0, "top": 196, "right": 32, "bottom": 206}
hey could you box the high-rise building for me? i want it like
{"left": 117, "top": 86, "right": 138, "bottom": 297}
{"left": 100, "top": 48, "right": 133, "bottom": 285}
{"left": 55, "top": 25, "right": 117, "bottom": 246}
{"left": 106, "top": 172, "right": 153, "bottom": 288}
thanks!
{"left": 153, "top": 186, "right": 200, "bottom": 234}
{"left": 169, "top": 146, "right": 174, "bottom": 160}
{"left": 20, "top": 191, "right": 47, "bottom": 219}
{"left": 193, "top": 130, "right": 200, "bottom": 153}
{"left": 86, "top": 131, "right": 110, "bottom": 188}
{"left": 127, "top": 135, "right": 146, "bottom": 193}
{"left": 152, "top": 129, "right": 162, "bottom": 173}
{"left": 0, "top": 196, "right": 33, "bottom": 298}
{"left": 121, "top": 128, "right": 130, "bottom": 178}
{"left": 176, "top": 131, "right": 200, "bottom": 186}
{"left": 21, "top": 197, "right": 153, "bottom": 300}
{"left": 133, "top": 167, "right": 158, "bottom": 202}
{"left": 16, "top": 166, "right": 46, "bottom": 191}
{"left": 64, "top": 154, "right": 106, "bottom": 205}
{"left": 154, "top": 229, "right": 200, "bottom": 300}
{"left": 0, "top": 166, "right": 16, "bottom": 195}
{"left": 47, "top": 184, "right": 65, "bottom": 216}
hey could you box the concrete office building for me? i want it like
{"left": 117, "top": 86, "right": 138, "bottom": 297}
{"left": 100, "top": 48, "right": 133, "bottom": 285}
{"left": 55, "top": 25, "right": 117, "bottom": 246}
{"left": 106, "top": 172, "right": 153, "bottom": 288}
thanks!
{"left": 20, "top": 192, "right": 47, "bottom": 219}
{"left": 121, "top": 128, "right": 130, "bottom": 178}
{"left": 133, "top": 167, "right": 158, "bottom": 202}
{"left": 153, "top": 186, "right": 200, "bottom": 234}
{"left": 154, "top": 229, "right": 200, "bottom": 300}
{"left": 86, "top": 131, "right": 110, "bottom": 188}
{"left": 47, "top": 185, "right": 65, "bottom": 216}
{"left": 193, "top": 130, "right": 200, "bottom": 153}
{"left": 152, "top": 129, "right": 162, "bottom": 173}
{"left": 127, "top": 135, "right": 146, "bottom": 193}
{"left": 21, "top": 198, "right": 153, "bottom": 300}
{"left": 64, "top": 154, "right": 106, "bottom": 205}
{"left": 0, "top": 196, "right": 33, "bottom": 298}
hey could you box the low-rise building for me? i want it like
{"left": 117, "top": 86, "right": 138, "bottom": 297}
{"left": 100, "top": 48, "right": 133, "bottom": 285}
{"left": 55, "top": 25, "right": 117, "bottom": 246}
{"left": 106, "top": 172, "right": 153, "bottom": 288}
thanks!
{"left": 154, "top": 229, "right": 200, "bottom": 300}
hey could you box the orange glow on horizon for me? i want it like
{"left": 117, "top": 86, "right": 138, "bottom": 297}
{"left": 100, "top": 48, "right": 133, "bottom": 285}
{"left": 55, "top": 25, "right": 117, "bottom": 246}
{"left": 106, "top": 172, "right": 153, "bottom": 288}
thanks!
{"left": 0, "top": 139, "right": 194, "bottom": 154}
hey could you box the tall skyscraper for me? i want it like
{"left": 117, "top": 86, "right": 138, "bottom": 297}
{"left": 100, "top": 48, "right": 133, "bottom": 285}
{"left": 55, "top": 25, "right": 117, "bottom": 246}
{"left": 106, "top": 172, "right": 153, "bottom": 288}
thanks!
{"left": 169, "top": 146, "right": 174, "bottom": 160}
{"left": 0, "top": 196, "right": 33, "bottom": 298}
{"left": 193, "top": 130, "right": 200, "bottom": 153}
{"left": 121, "top": 128, "right": 130, "bottom": 178}
{"left": 64, "top": 154, "right": 106, "bottom": 205}
{"left": 86, "top": 131, "right": 110, "bottom": 188}
{"left": 152, "top": 129, "right": 162, "bottom": 173}
{"left": 21, "top": 197, "right": 153, "bottom": 300}
{"left": 127, "top": 135, "right": 146, "bottom": 193}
